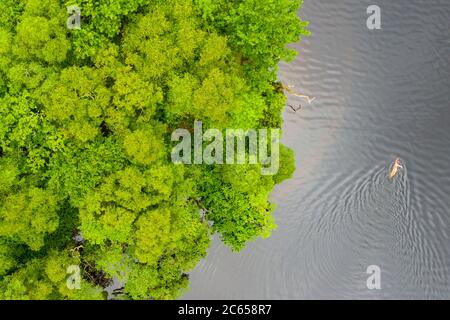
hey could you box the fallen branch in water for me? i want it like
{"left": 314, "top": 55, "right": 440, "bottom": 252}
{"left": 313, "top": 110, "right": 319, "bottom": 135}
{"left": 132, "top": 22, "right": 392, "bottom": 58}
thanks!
{"left": 283, "top": 84, "right": 316, "bottom": 104}
{"left": 288, "top": 104, "right": 302, "bottom": 112}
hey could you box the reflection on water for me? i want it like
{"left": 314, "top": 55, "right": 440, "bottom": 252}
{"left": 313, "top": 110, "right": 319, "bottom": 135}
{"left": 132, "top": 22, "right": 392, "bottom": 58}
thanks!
{"left": 184, "top": 0, "right": 450, "bottom": 299}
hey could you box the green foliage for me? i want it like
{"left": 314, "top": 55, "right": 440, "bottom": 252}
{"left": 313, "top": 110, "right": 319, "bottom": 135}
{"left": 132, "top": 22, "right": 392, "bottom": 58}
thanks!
{"left": 200, "top": 164, "right": 277, "bottom": 251}
{"left": 0, "top": 240, "right": 17, "bottom": 276}
{"left": 195, "top": 0, "right": 310, "bottom": 84}
{"left": 13, "top": 0, "right": 69, "bottom": 64}
{"left": 274, "top": 144, "right": 296, "bottom": 184}
{"left": 0, "top": 250, "right": 104, "bottom": 300}
{"left": 0, "top": 187, "right": 59, "bottom": 251}
{"left": 0, "top": 0, "right": 305, "bottom": 299}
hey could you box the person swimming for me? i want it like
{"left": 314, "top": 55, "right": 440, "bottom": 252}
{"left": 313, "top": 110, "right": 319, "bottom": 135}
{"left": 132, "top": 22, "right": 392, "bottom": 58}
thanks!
{"left": 389, "top": 157, "right": 403, "bottom": 179}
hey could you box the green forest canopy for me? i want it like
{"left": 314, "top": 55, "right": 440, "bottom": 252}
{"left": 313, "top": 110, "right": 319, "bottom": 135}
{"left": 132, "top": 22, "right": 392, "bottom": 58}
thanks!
{"left": 0, "top": 0, "right": 309, "bottom": 299}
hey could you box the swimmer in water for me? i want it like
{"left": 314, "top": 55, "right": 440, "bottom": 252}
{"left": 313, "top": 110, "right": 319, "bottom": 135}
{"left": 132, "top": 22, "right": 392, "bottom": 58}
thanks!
{"left": 389, "top": 157, "right": 403, "bottom": 179}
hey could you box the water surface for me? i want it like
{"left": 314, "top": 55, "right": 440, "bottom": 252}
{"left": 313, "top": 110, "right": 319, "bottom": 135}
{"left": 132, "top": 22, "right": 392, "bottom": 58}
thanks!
{"left": 184, "top": 0, "right": 450, "bottom": 299}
